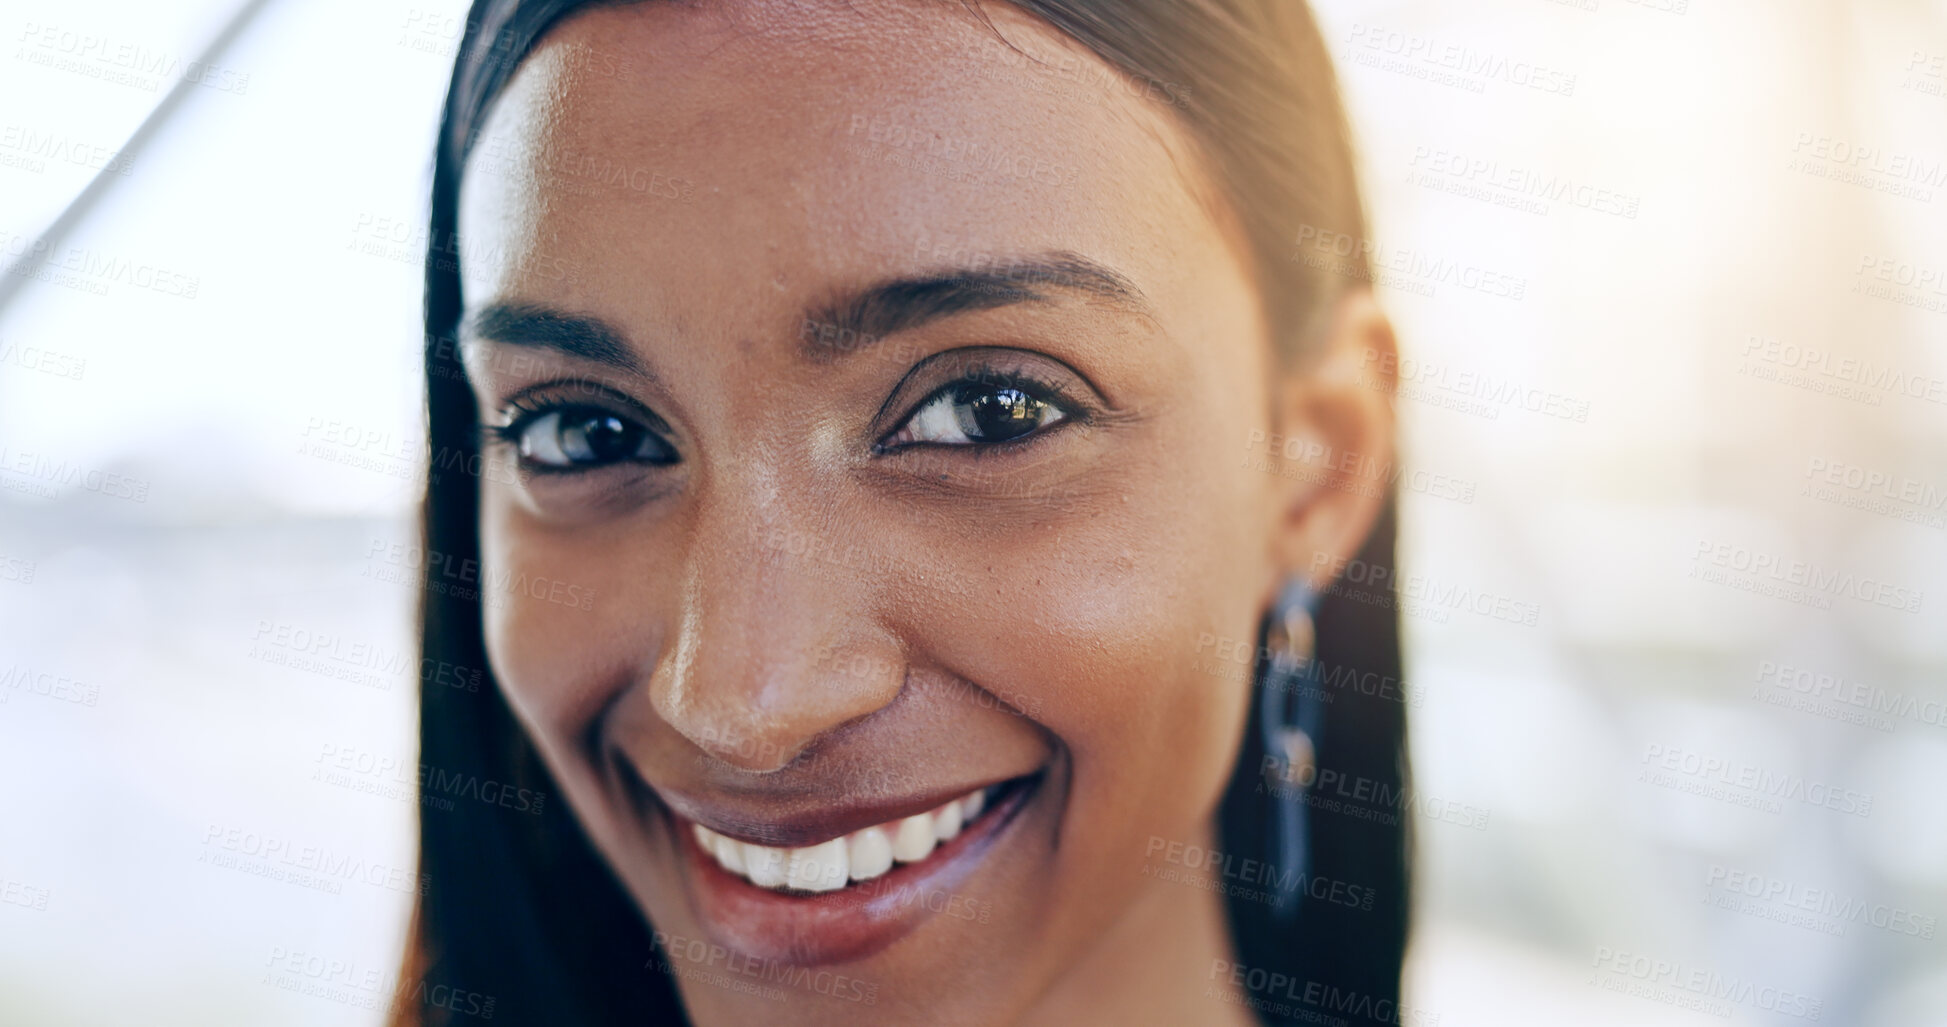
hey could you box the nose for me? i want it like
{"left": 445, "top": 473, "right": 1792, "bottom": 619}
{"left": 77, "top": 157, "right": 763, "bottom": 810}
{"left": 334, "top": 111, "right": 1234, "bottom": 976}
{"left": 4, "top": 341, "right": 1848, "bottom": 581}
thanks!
{"left": 647, "top": 495, "right": 908, "bottom": 773}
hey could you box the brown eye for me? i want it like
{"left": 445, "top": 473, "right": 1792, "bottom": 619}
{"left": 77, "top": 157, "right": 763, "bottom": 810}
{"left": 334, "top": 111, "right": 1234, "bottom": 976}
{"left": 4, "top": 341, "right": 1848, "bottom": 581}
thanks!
{"left": 884, "top": 383, "right": 1068, "bottom": 447}
{"left": 512, "top": 407, "right": 677, "bottom": 469}
{"left": 960, "top": 386, "right": 1045, "bottom": 441}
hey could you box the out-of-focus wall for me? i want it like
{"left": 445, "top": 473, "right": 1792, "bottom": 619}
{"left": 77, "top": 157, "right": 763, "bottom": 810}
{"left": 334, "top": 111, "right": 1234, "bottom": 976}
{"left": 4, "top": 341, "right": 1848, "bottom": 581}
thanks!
{"left": 1309, "top": 1, "right": 1947, "bottom": 1023}
{"left": 0, "top": 1, "right": 1940, "bottom": 1024}
{"left": 0, "top": 2, "right": 465, "bottom": 1024}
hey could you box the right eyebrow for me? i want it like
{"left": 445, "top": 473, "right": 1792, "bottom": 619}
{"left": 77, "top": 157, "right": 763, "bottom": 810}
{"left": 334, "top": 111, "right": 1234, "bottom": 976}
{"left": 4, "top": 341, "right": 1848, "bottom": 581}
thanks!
{"left": 462, "top": 301, "right": 647, "bottom": 375}
{"left": 800, "top": 252, "right": 1152, "bottom": 362}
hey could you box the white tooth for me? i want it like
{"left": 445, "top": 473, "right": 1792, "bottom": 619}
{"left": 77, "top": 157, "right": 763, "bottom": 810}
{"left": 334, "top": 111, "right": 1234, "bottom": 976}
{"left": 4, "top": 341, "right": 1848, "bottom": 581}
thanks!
{"left": 934, "top": 799, "right": 964, "bottom": 841}
{"left": 692, "top": 823, "right": 715, "bottom": 851}
{"left": 961, "top": 788, "right": 986, "bottom": 822}
{"left": 847, "top": 826, "right": 894, "bottom": 881}
{"left": 743, "top": 842, "right": 789, "bottom": 888}
{"left": 891, "top": 813, "right": 938, "bottom": 862}
{"left": 788, "top": 838, "right": 849, "bottom": 892}
{"left": 712, "top": 834, "right": 746, "bottom": 874}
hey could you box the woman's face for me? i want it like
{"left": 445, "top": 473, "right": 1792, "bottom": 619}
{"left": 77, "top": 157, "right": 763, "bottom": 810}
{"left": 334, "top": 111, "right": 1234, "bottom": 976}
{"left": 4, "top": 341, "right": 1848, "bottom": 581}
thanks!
{"left": 456, "top": 1, "right": 1385, "bottom": 1022}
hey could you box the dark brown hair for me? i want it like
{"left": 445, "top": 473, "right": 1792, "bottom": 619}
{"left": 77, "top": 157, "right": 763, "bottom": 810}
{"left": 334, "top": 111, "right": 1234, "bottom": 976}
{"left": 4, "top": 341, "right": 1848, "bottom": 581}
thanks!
{"left": 399, "top": 3, "right": 1409, "bottom": 1024}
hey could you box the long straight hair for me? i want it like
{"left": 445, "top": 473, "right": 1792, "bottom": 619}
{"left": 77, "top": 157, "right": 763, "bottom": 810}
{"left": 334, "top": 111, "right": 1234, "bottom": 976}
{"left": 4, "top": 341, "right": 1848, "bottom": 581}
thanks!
{"left": 398, "top": 3, "right": 1410, "bottom": 1024}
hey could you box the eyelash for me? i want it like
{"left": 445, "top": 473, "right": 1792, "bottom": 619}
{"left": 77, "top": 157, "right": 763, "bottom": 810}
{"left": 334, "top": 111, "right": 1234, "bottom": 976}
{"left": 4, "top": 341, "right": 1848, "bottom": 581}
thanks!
{"left": 475, "top": 385, "right": 668, "bottom": 473}
{"left": 481, "top": 393, "right": 557, "bottom": 449}
{"left": 476, "top": 366, "right": 1089, "bottom": 471}
{"left": 495, "top": 390, "right": 594, "bottom": 435}
{"left": 876, "top": 369, "right": 1087, "bottom": 454}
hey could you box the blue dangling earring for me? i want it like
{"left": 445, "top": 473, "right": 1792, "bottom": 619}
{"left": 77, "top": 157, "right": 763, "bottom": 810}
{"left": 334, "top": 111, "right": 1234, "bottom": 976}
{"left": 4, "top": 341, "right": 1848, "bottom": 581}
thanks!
{"left": 1258, "top": 577, "right": 1324, "bottom": 923}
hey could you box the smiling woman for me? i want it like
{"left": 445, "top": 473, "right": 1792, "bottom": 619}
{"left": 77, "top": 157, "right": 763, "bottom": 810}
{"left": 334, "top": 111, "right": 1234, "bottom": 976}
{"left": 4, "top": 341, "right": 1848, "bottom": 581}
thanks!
{"left": 398, "top": 2, "right": 1409, "bottom": 1025}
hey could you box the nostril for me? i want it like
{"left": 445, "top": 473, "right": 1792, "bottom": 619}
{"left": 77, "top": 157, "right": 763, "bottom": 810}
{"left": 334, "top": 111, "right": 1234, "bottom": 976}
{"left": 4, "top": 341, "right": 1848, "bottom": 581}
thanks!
{"left": 688, "top": 721, "right": 804, "bottom": 773}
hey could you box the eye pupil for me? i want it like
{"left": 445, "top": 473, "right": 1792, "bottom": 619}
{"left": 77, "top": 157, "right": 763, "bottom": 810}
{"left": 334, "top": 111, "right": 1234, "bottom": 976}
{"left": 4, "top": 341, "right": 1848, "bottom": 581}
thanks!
{"left": 960, "top": 386, "right": 1042, "bottom": 442}
{"left": 565, "top": 413, "right": 639, "bottom": 462}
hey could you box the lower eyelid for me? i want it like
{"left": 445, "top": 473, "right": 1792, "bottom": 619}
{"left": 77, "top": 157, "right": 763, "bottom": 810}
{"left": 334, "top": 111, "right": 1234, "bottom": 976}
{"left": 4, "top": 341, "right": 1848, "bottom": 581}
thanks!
{"left": 883, "top": 414, "right": 1084, "bottom": 458}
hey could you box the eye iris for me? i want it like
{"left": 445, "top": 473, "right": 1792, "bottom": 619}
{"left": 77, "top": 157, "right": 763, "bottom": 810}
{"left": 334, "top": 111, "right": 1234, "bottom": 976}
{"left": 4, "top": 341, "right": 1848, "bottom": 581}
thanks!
{"left": 959, "top": 386, "right": 1042, "bottom": 442}
{"left": 562, "top": 413, "right": 641, "bottom": 463}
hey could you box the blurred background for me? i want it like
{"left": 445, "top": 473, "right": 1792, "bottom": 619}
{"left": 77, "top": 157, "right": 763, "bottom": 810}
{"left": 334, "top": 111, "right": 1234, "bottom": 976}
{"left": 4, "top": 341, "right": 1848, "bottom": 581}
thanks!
{"left": 0, "top": 0, "right": 1942, "bottom": 1023}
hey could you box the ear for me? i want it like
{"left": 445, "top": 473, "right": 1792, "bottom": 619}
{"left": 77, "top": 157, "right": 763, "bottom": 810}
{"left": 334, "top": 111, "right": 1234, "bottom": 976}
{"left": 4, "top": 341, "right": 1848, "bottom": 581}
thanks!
{"left": 1264, "top": 288, "right": 1397, "bottom": 598}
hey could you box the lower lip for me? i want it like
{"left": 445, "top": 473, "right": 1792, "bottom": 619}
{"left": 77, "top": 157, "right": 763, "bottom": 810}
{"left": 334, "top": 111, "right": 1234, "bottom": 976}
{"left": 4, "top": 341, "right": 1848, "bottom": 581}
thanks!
{"left": 671, "top": 776, "right": 1038, "bottom": 966}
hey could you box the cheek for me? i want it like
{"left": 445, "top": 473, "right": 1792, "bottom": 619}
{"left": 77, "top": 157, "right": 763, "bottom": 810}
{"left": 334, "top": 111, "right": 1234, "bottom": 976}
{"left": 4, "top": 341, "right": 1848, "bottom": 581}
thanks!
{"left": 960, "top": 428, "right": 1273, "bottom": 858}
{"left": 479, "top": 488, "right": 667, "bottom": 741}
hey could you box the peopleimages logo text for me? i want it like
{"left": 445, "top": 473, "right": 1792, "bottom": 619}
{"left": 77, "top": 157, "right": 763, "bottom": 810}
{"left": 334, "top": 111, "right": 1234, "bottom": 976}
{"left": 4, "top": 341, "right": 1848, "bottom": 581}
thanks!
{"left": 1691, "top": 540, "right": 1923, "bottom": 613}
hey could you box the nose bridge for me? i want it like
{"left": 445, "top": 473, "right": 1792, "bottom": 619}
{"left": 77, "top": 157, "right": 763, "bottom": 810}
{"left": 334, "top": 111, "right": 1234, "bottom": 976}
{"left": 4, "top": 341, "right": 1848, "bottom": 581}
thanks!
{"left": 648, "top": 468, "right": 905, "bottom": 772}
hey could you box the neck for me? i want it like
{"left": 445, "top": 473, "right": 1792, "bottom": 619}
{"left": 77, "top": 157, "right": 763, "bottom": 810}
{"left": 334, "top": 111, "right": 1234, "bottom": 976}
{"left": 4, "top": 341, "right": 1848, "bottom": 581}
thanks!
{"left": 1017, "top": 818, "right": 1256, "bottom": 1027}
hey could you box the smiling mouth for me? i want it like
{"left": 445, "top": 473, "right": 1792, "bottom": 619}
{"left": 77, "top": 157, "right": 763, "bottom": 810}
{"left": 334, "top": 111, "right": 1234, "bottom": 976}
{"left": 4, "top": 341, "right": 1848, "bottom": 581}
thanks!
{"left": 629, "top": 763, "right": 1047, "bottom": 965}
{"left": 684, "top": 778, "right": 1021, "bottom": 894}
{"left": 679, "top": 775, "right": 1035, "bottom": 896}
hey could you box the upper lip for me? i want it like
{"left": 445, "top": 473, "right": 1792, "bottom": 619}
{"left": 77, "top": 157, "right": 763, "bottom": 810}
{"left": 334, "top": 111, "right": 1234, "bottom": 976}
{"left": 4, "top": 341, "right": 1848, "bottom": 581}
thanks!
{"left": 648, "top": 773, "right": 1029, "bottom": 849}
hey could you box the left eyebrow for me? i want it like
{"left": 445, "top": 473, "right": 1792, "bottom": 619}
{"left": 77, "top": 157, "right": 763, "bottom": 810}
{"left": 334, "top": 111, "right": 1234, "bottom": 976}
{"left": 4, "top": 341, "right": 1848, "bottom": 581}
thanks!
{"left": 800, "top": 251, "right": 1152, "bottom": 361}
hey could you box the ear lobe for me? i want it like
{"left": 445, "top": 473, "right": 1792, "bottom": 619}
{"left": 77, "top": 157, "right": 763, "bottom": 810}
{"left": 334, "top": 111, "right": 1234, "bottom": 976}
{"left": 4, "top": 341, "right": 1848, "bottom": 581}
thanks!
{"left": 1265, "top": 289, "right": 1398, "bottom": 595}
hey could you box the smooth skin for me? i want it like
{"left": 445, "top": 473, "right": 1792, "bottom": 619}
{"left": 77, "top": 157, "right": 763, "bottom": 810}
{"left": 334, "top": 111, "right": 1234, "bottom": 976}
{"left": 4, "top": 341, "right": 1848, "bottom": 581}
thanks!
{"left": 455, "top": 1, "right": 1396, "bottom": 1023}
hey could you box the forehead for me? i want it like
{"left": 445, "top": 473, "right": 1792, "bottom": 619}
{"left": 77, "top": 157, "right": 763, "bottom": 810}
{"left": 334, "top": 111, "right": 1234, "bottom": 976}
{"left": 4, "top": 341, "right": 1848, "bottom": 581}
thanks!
{"left": 456, "top": 0, "right": 1226, "bottom": 337}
